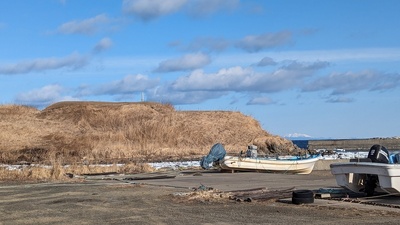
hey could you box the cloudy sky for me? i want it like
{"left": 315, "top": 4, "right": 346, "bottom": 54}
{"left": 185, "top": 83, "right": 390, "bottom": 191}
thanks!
{"left": 1, "top": 0, "right": 399, "bottom": 139}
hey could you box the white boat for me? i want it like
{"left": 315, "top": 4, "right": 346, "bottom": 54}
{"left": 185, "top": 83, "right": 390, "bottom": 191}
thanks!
{"left": 219, "top": 154, "right": 320, "bottom": 174}
{"left": 330, "top": 144, "right": 400, "bottom": 196}
{"left": 201, "top": 143, "right": 320, "bottom": 174}
{"left": 331, "top": 162, "right": 400, "bottom": 194}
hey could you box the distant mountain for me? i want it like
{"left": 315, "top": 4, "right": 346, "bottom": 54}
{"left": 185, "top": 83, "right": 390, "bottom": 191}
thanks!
{"left": 284, "top": 133, "right": 329, "bottom": 140}
{"left": 284, "top": 133, "right": 311, "bottom": 139}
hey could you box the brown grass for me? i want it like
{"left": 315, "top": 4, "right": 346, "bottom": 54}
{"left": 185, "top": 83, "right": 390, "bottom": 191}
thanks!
{"left": 0, "top": 162, "right": 154, "bottom": 182}
{"left": 0, "top": 101, "right": 299, "bottom": 180}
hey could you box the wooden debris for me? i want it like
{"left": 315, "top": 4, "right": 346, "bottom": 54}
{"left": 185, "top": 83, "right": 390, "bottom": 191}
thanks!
{"left": 315, "top": 193, "right": 331, "bottom": 199}
{"left": 82, "top": 172, "right": 118, "bottom": 176}
{"left": 227, "top": 187, "right": 295, "bottom": 202}
{"left": 315, "top": 193, "right": 347, "bottom": 199}
{"left": 172, "top": 186, "right": 296, "bottom": 203}
{"left": 123, "top": 175, "right": 176, "bottom": 181}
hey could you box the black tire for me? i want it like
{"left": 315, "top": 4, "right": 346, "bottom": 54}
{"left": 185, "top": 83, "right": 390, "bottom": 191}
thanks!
{"left": 292, "top": 196, "right": 314, "bottom": 204}
{"left": 292, "top": 190, "right": 314, "bottom": 204}
{"left": 292, "top": 190, "right": 314, "bottom": 198}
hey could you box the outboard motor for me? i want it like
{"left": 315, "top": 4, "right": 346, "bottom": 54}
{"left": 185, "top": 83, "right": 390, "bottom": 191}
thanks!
{"left": 368, "top": 144, "right": 389, "bottom": 164}
{"left": 246, "top": 145, "right": 258, "bottom": 158}
{"left": 365, "top": 145, "right": 389, "bottom": 196}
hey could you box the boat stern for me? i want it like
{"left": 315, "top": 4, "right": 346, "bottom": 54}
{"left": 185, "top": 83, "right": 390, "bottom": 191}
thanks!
{"left": 330, "top": 162, "right": 400, "bottom": 194}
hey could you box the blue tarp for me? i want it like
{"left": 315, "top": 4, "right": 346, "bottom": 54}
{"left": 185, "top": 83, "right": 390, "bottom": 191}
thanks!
{"left": 200, "top": 143, "right": 226, "bottom": 169}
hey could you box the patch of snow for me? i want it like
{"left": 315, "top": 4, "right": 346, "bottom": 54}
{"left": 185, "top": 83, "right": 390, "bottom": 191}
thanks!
{"left": 148, "top": 161, "right": 200, "bottom": 170}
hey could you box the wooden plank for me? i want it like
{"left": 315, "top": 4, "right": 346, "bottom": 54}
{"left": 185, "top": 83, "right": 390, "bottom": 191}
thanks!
{"left": 315, "top": 193, "right": 347, "bottom": 199}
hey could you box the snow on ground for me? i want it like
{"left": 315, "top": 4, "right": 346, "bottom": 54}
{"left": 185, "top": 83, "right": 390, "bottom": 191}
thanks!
{"left": 0, "top": 161, "right": 202, "bottom": 171}
{"left": 148, "top": 161, "right": 201, "bottom": 170}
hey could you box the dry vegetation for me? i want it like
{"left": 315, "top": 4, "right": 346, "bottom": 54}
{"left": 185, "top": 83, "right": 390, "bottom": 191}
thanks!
{"left": 0, "top": 101, "right": 300, "bottom": 180}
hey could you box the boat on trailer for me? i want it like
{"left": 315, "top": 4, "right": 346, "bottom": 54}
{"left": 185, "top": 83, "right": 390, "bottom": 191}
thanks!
{"left": 330, "top": 144, "right": 400, "bottom": 196}
{"left": 201, "top": 143, "right": 320, "bottom": 175}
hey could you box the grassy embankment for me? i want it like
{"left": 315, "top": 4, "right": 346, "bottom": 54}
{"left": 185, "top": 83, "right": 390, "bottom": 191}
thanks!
{"left": 0, "top": 101, "right": 298, "bottom": 181}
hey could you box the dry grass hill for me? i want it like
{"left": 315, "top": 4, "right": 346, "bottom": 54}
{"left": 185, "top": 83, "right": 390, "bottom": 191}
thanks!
{"left": 0, "top": 101, "right": 301, "bottom": 180}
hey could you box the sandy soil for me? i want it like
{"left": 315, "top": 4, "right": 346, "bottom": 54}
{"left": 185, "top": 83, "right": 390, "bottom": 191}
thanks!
{"left": 1, "top": 171, "right": 400, "bottom": 225}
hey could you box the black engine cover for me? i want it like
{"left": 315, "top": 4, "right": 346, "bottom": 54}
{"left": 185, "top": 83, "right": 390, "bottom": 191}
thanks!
{"left": 368, "top": 144, "right": 389, "bottom": 164}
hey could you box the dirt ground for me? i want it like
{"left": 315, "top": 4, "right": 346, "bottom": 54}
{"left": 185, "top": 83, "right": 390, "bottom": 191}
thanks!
{"left": 1, "top": 171, "right": 400, "bottom": 225}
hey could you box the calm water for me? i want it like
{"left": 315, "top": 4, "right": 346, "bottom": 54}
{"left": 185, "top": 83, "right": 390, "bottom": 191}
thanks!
{"left": 292, "top": 140, "right": 308, "bottom": 149}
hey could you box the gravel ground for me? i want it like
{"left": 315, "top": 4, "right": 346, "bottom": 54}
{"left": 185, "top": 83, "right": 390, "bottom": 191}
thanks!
{"left": 1, "top": 171, "right": 400, "bottom": 225}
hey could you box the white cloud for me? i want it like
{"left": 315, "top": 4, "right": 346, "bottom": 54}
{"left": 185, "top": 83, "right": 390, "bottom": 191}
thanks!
{"left": 326, "top": 96, "right": 354, "bottom": 103}
{"left": 187, "top": 0, "right": 239, "bottom": 17}
{"left": 0, "top": 37, "right": 115, "bottom": 75}
{"left": 122, "top": 0, "right": 187, "bottom": 21}
{"left": 122, "top": 0, "right": 240, "bottom": 21}
{"left": 56, "top": 14, "right": 111, "bottom": 35}
{"left": 302, "top": 70, "right": 400, "bottom": 95}
{"left": 256, "top": 57, "right": 277, "bottom": 67}
{"left": 92, "top": 37, "right": 113, "bottom": 53}
{"left": 14, "top": 84, "right": 78, "bottom": 107}
{"left": 172, "top": 61, "right": 328, "bottom": 93}
{"left": 247, "top": 96, "right": 274, "bottom": 105}
{"left": 0, "top": 53, "right": 88, "bottom": 75}
{"left": 147, "top": 85, "right": 227, "bottom": 105}
{"left": 236, "top": 31, "right": 293, "bottom": 52}
{"left": 281, "top": 60, "right": 329, "bottom": 71}
{"left": 154, "top": 53, "right": 211, "bottom": 72}
{"left": 91, "top": 74, "right": 160, "bottom": 96}
{"left": 171, "top": 31, "right": 293, "bottom": 55}
{"left": 172, "top": 66, "right": 252, "bottom": 91}
{"left": 211, "top": 48, "right": 400, "bottom": 68}
{"left": 267, "top": 48, "right": 400, "bottom": 63}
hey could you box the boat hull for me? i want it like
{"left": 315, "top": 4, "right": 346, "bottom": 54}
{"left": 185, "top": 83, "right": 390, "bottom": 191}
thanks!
{"left": 330, "top": 162, "right": 400, "bottom": 194}
{"left": 219, "top": 156, "right": 319, "bottom": 174}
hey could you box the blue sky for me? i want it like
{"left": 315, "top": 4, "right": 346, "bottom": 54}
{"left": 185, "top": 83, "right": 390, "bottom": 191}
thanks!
{"left": 1, "top": 0, "right": 400, "bottom": 139}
